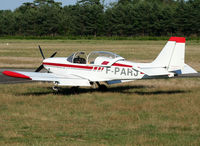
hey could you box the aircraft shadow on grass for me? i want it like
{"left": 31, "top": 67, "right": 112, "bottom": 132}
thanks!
{"left": 19, "top": 85, "right": 189, "bottom": 96}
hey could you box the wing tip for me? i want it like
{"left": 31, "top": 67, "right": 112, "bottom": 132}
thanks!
{"left": 169, "top": 37, "right": 185, "bottom": 43}
{"left": 2, "top": 71, "right": 32, "bottom": 80}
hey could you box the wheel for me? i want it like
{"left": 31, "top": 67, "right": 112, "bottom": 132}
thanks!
{"left": 52, "top": 86, "right": 59, "bottom": 92}
{"left": 71, "top": 86, "right": 79, "bottom": 94}
{"left": 98, "top": 84, "right": 108, "bottom": 91}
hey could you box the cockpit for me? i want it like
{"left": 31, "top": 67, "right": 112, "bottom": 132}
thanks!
{"left": 67, "top": 52, "right": 87, "bottom": 64}
{"left": 67, "top": 51, "right": 123, "bottom": 65}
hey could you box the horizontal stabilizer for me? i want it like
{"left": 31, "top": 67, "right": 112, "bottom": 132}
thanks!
{"left": 140, "top": 67, "right": 170, "bottom": 76}
{"left": 133, "top": 67, "right": 170, "bottom": 76}
{"left": 181, "top": 64, "right": 197, "bottom": 74}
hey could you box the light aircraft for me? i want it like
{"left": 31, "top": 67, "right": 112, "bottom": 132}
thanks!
{"left": 3, "top": 37, "right": 198, "bottom": 91}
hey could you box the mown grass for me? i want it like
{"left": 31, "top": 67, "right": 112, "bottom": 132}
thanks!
{"left": 0, "top": 39, "right": 200, "bottom": 145}
{"left": 0, "top": 39, "right": 199, "bottom": 71}
{"left": 0, "top": 78, "right": 200, "bottom": 145}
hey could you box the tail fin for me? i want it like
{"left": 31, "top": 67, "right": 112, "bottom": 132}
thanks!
{"left": 152, "top": 37, "right": 185, "bottom": 71}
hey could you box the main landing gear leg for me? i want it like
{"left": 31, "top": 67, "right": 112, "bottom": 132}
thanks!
{"left": 96, "top": 82, "right": 108, "bottom": 91}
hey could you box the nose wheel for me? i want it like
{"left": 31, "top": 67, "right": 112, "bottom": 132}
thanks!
{"left": 52, "top": 81, "right": 60, "bottom": 92}
{"left": 52, "top": 86, "right": 59, "bottom": 92}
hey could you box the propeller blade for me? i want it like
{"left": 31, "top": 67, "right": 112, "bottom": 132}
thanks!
{"left": 36, "top": 47, "right": 57, "bottom": 72}
{"left": 35, "top": 64, "right": 44, "bottom": 72}
{"left": 50, "top": 52, "right": 57, "bottom": 58}
{"left": 39, "top": 45, "right": 45, "bottom": 59}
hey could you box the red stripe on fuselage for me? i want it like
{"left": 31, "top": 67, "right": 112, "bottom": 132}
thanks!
{"left": 43, "top": 62, "right": 93, "bottom": 70}
{"left": 102, "top": 61, "right": 109, "bottom": 65}
{"left": 43, "top": 62, "right": 132, "bottom": 70}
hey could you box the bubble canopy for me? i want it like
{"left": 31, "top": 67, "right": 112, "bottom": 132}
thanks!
{"left": 88, "top": 51, "right": 121, "bottom": 59}
{"left": 67, "top": 51, "right": 122, "bottom": 64}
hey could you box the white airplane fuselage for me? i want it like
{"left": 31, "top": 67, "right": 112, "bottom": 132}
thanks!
{"left": 43, "top": 57, "right": 146, "bottom": 82}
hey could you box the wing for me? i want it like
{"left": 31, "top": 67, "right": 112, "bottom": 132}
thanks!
{"left": 2, "top": 71, "right": 91, "bottom": 86}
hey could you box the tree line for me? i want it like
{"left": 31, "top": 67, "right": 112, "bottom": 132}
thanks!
{"left": 0, "top": 0, "right": 200, "bottom": 37}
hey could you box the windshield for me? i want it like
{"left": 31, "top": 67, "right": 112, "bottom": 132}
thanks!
{"left": 67, "top": 53, "right": 75, "bottom": 63}
{"left": 67, "top": 52, "right": 87, "bottom": 64}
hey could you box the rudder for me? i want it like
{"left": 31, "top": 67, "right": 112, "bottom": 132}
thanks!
{"left": 152, "top": 37, "right": 185, "bottom": 72}
{"left": 168, "top": 37, "right": 185, "bottom": 71}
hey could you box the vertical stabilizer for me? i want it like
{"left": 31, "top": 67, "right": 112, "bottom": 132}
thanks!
{"left": 152, "top": 38, "right": 176, "bottom": 67}
{"left": 167, "top": 37, "right": 185, "bottom": 71}
{"left": 152, "top": 37, "right": 185, "bottom": 72}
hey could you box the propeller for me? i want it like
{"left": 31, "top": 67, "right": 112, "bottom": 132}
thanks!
{"left": 35, "top": 64, "right": 44, "bottom": 72}
{"left": 50, "top": 52, "right": 57, "bottom": 58}
{"left": 39, "top": 45, "right": 45, "bottom": 59}
{"left": 35, "top": 45, "right": 57, "bottom": 72}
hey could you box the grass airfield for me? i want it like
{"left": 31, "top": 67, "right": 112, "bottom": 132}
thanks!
{"left": 0, "top": 39, "right": 200, "bottom": 145}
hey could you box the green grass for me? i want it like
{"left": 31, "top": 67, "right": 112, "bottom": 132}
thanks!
{"left": 0, "top": 39, "right": 200, "bottom": 145}
{"left": 0, "top": 39, "right": 199, "bottom": 70}
{"left": 0, "top": 78, "right": 200, "bottom": 145}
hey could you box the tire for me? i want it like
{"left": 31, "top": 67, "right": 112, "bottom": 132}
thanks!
{"left": 98, "top": 84, "right": 108, "bottom": 91}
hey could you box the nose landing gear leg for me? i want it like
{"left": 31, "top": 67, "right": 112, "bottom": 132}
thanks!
{"left": 52, "top": 81, "right": 60, "bottom": 92}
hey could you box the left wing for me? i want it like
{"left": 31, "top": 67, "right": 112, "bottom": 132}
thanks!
{"left": 2, "top": 71, "right": 91, "bottom": 86}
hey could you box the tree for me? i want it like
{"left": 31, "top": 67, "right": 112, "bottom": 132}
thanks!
{"left": 14, "top": 0, "right": 64, "bottom": 36}
{"left": 0, "top": 10, "right": 16, "bottom": 35}
{"left": 73, "top": 0, "right": 104, "bottom": 36}
{"left": 0, "top": 0, "right": 200, "bottom": 37}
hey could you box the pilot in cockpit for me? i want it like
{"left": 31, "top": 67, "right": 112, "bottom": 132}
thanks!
{"left": 74, "top": 56, "right": 86, "bottom": 64}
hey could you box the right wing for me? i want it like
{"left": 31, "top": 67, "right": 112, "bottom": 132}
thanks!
{"left": 3, "top": 71, "right": 91, "bottom": 86}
